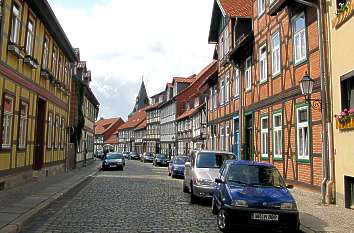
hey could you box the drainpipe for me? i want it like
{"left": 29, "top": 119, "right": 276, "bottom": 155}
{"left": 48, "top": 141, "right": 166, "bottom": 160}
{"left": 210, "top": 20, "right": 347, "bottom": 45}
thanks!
{"left": 294, "top": 0, "right": 330, "bottom": 204}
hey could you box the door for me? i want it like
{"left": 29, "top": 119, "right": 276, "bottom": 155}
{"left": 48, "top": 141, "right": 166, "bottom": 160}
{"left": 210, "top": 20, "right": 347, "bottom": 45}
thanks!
{"left": 244, "top": 114, "right": 253, "bottom": 160}
{"left": 33, "top": 97, "right": 46, "bottom": 170}
{"left": 233, "top": 118, "right": 240, "bottom": 159}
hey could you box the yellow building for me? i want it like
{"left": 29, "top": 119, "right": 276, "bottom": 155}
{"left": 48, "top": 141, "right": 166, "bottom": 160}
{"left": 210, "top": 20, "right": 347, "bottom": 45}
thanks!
{"left": 0, "top": 0, "right": 77, "bottom": 189}
{"left": 327, "top": 0, "right": 354, "bottom": 208}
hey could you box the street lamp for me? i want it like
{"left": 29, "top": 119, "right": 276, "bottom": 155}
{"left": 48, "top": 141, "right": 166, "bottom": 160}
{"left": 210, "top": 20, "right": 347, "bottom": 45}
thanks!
{"left": 299, "top": 72, "right": 321, "bottom": 111}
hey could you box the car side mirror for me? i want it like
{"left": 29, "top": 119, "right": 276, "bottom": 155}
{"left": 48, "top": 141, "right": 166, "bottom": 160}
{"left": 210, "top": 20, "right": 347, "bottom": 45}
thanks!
{"left": 215, "top": 178, "right": 224, "bottom": 184}
{"left": 185, "top": 162, "right": 191, "bottom": 168}
{"left": 286, "top": 184, "right": 294, "bottom": 189}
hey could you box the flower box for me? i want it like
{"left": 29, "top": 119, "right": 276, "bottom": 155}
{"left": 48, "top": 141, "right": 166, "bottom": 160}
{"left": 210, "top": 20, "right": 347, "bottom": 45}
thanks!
{"left": 336, "top": 118, "right": 354, "bottom": 130}
{"left": 335, "top": 108, "right": 354, "bottom": 130}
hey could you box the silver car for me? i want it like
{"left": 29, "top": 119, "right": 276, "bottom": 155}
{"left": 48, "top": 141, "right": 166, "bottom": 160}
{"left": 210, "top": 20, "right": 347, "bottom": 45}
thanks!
{"left": 183, "top": 150, "right": 236, "bottom": 203}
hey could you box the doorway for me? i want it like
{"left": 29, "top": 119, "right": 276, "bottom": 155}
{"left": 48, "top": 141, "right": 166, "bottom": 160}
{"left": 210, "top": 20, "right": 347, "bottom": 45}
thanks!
{"left": 244, "top": 113, "right": 253, "bottom": 160}
{"left": 33, "top": 97, "right": 46, "bottom": 170}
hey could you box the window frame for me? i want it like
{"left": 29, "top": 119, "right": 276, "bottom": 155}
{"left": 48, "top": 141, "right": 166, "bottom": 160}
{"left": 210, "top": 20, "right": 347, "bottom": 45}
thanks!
{"left": 17, "top": 100, "right": 29, "bottom": 149}
{"left": 260, "top": 115, "right": 269, "bottom": 159}
{"left": 258, "top": 0, "right": 265, "bottom": 17}
{"left": 272, "top": 110, "right": 283, "bottom": 160}
{"left": 220, "top": 79, "right": 225, "bottom": 106}
{"left": 220, "top": 126, "right": 225, "bottom": 151}
{"left": 10, "top": 2, "right": 21, "bottom": 44}
{"left": 47, "top": 111, "right": 53, "bottom": 149}
{"left": 245, "top": 57, "right": 252, "bottom": 92}
{"left": 225, "top": 74, "right": 230, "bottom": 103}
{"left": 271, "top": 31, "right": 281, "bottom": 77}
{"left": 296, "top": 104, "right": 311, "bottom": 163}
{"left": 42, "top": 35, "right": 49, "bottom": 69}
{"left": 292, "top": 12, "right": 308, "bottom": 65}
{"left": 234, "top": 68, "right": 240, "bottom": 97}
{"left": 1, "top": 93, "right": 15, "bottom": 149}
{"left": 259, "top": 43, "right": 268, "bottom": 84}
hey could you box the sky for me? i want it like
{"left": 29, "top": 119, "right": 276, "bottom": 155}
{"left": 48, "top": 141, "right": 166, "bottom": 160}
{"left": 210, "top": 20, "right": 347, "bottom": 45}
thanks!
{"left": 48, "top": 0, "right": 215, "bottom": 120}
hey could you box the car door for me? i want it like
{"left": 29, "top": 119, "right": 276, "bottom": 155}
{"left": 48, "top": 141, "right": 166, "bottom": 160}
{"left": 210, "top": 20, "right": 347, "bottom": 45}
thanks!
{"left": 215, "top": 164, "right": 229, "bottom": 208}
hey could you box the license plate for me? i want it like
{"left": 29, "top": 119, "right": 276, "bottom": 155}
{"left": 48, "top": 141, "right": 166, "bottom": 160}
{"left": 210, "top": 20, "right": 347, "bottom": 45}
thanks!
{"left": 110, "top": 165, "right": 117, "bottom": 167}
{"left": 252, "top": 213, "right": 279, "bottom": 221}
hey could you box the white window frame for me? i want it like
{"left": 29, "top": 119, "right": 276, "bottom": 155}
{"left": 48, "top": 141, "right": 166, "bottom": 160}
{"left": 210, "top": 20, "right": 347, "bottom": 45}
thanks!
{"left": 209, "top": 87, "right": 213, "bottom": 111}
{"left": 293, "top": 13, "right": 307, "bottom": 65}
{"left": 296, "top": 106, "right": 310, "bottom": 161}
{"left": 245, "top": 57, "right": 252, "bottom": 91}
{"left": 261, "top": 116, "right": 269, "bottom": 158}
{"left": 2, "top": 95, "right": 14, "bottom": 148}
{"left": 273, "top": 112, "right": 283, "bottom": 159}
{"left": 220, "top": 79, "right": 225, "bottom": 105}
{"left": 26, "top": 19, "right": 34, "bottom": 55}
{"left": 270, "top": 0, "right": 276, "bottom": 5}
{"left": 271, "top": 32, "right": 281, "bottom": 76}
{"left": 213, "top": 87, "right": 217, "bottom": 110}
{"left": 234, "top": 68, "right": 240, "bottom": 97}
{"left": 220, "top": 126, "right": 224, "bottom": 151}
{"left": 47, "top": 112, "right": 53, "bottom": 148}
{"left": 258, "top": 0, "right": 265, "bottom": 16}
{"left": 42, "top": 37, "right": 49, "bottom": 69}
{"left": 18, "top": 101, "right": 28, "bottom": 149}
{"left": 224, "top": 28, "right": 229, "bottom": 56}
{"left": 259, "top": 43, "right": 268, "bottom": 83}
{"left": 225, "top": 75, "right": 230, "bottom": 103}
{"left": 226, "top": 125, "right": 230, "bottom": 152}
{"left": 10, "top": 3, "right": 20, "bottom": 44}
{"left": 219, "top": 34, "right": 224, "bottom": 60}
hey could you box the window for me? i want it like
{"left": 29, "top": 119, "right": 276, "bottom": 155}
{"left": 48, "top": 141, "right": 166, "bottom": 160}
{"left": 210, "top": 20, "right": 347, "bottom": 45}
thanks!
{"left": 296, "top": 106, "right": 310, "bottom": 161}
{"left": 270, "top": 0, "right": 276, "bottom": 5}
{"left": 271, "top": 32, "right": 281, "bottom": 76}
{"left": 258, "top": 0, "right": 265, "bottom": 16}
{"left": 25, "top": 19, "right": 34, "bottom": 55}
{"left": 2, "top": 95, "right": 14, "bottom": 148}
{"left": 226, "top": 125, "right": 230, "bottom": 152}
{"left": 224, "top": 29, "right": 229, "bottom": 56}
{"left": 52, "top": 48, "right": 57, "bottom": 77}
{"left": 220, "top": 79, "right": 225, "bottom": 105}
{"left": 18, "top": 101, "right": 28, "bottom": 149}
{"left": 259, "top": 44, "right": 267, "bottom": 83}
{"left": 245, "top": 57, "right": 252, "bottom": 91}
{"left": 55, "top": 115, "right": 60, "bottom": 148}
{"left": 47, "top": 112, "right": 53, "bottom": 148}
{"left": 341, "top": 76, "right": 354, "bottom": 110}
{"left": 10, "top": 3, "right": 20, "bottom": 44}
{"left": 60, "top": 117, "right": 65, "bottom": 149}
{"left": 225, "top": 75, "right": 230, "bottom": 103}
{"left": 213, "top": 87, "right": 217, "bottom": 110}
{"left": 58, "top": 55, "right": 63, "bottom": 82}
{"left": 273, "top": 112, "right": 282, "bottom": 159}
{"left": 209, "top": 87, "right": 213, "bottom": 111}
{"left": 220, "top": 126, "right": 224, "bottom": 151}
{"left": 293, "top": 13, "right": 307, "bottom": 64}
{"left": 42, "top": 37, "right": 49, "bottom": 69}
{"left": 261, "top": 116, "right": 269, "bottom": 158}
{"left": 219, "top": 34, "right": 224, "bottom": 59}
{"left": 234, "top": 68, "right": 239, "bottom": 97}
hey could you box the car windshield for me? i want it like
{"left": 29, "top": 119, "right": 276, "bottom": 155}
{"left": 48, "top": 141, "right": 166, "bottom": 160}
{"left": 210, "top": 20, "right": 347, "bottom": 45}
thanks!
{"left": 106, "top": 154, "right": 123, "bottom": 159}
{"left": 227, "top": 164, "right": 286, "bottom": 188}
{"left": 196, "top": 152, "right": 235, "bottom": 168}
{"left": 156, "top": 154, "right": 165, "bottom": 159}
{"left": 174, "top": 157, "right": 187, "bottom": 165}
{"left": 145, "top": 153, "right": 153, "bottom": 157}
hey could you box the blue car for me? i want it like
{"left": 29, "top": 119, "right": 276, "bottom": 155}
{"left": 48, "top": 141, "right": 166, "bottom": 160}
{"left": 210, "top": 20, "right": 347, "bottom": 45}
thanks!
{"left": 212, "top": 160, "right": 299, "bottom": 233}
{"left": 169, "top": 156, "right": 188, "bottom": 178}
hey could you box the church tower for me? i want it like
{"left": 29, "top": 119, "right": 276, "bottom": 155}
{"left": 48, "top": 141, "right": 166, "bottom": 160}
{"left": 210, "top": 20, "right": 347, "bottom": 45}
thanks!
{"left": 129, "top": 78, "right": 149, "bottom": 117}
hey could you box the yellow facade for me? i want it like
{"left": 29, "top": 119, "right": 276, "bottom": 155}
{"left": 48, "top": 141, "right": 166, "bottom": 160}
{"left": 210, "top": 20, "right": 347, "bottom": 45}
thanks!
{"left": 327, "top": 1, "right": 354, "bottom": 207}
{"left": 0, "top": 0, "right": 76, "bottom": 179}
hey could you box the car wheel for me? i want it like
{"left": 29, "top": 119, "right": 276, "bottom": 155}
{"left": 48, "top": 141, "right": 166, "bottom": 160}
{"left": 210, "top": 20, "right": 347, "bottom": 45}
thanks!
{"left": 190, "top": 183, "right": 197, "bottom": 204}
{"left": 217, "top": 208, "right": 231, "bottom": 232}
{"left": 212, "top": 197, "right": 218, "bottom": 215}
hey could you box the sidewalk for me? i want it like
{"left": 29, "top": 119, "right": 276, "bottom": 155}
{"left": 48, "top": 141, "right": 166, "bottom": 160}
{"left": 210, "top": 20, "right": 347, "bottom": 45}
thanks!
{"left": 0, "top": 161, "right": 101, "bottom": 233}
{"left": 291, "top": 187, "right": 354, "bottom": 233}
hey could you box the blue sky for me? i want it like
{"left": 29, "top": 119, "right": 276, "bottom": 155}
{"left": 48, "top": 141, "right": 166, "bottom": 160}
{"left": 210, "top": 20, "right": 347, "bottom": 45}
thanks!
{"left": 49, "top": 0, "right": 214, "bottom": 120}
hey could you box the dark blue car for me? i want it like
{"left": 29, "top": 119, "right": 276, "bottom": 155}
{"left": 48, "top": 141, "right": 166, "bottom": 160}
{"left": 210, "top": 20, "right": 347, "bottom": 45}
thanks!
{"left": 212, "top": 160, "right": 299, "bottom": 232}
{"left": 168, "top": 156, "right": 188, "bottom": 178}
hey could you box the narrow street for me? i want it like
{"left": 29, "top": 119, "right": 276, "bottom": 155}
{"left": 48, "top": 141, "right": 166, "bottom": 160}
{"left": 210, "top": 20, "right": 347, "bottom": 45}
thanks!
{"left": 21, "top": 160, "right": 219, "bottom": 233}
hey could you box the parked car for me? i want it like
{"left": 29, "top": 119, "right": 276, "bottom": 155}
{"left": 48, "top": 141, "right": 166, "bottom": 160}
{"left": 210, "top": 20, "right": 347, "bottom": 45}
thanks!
{"left": 95, "top": 150, "right": 104, "bottom": 159}
{"left": 130, "top": 152, "right": 140, "bottom": 160}
{"left": 123, "top": 151, "right": 130, "bottom": 159}
{"left": 183, "top": 150, "right": 236, "bottom": 203}
{"left": 142, "top": 152, "right": 154, "bottom": 163}
{"left": 153, "top": 154, "right": 168, "bottom": 166}
{"left": 101, "top": 152, "right": 125, "bottom": 170}
{"left": 212, "top": 160, "right": 299, "bottom": 232}
{"left": 168, "top": 156, "right": 188, "bottom": 178}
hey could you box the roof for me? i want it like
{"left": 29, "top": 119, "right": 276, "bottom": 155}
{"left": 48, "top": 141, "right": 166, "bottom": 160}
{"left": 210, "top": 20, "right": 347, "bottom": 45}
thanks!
{"left": 105, "top": 133, "right": 118, "bottom": 144}
{"left": 176, "top": 104, "right": 205, "bottom": 121}
{"left": 95, "top": 118, "right": 123, "bottom": 135}
{"left": 173, "top": 76, "right": 196, "bottom": 84}
{"left": 135, "top": 118, "right": 147, "bottom": 130}
{"left": 218, "top": 0, "right": 252, "bottom": 17}
{"left": 208, "top": 0, "right": 253, "bottom": 43}
{"left": 144, "top": 102, "right": 160, "bottom": 111}
{"left": 150, "top": 90, "right": 165, "bottom": 98}
{"left": 166, "top": 83, "right": 173, "bottom": 88}
{"left": 119, "top": 108, "right": 146, "bottom": 130}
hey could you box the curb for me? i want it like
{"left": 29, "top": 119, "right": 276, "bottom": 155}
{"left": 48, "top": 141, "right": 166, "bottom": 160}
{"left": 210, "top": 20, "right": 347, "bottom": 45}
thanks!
{"left": 0, "top": 169, "right": 99, "bottom": 233}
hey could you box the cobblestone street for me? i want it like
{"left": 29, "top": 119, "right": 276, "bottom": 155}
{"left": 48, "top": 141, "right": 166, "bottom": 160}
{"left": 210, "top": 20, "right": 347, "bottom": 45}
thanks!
{"left": 21, "top": 160, "right": 219, "bottom": 233}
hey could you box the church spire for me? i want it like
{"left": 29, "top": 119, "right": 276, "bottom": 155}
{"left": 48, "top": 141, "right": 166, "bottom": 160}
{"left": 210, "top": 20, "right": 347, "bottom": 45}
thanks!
{"left": 129, "top": 78, "right": 149, "bottom": 117}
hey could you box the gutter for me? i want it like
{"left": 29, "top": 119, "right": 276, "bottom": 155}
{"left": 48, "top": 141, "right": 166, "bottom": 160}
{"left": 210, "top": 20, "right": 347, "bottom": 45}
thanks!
{"left": 294, "top": 0, "right": 333, "bottom": 204}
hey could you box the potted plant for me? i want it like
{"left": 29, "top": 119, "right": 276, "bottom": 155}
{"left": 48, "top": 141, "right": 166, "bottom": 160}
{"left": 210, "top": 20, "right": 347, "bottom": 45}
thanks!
{"left": 335, "top": 108, "right": 354, "bottom": 129}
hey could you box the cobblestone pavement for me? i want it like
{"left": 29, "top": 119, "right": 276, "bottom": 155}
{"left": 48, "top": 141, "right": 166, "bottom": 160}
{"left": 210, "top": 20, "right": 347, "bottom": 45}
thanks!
{"left": 21, "top": 160, "right": 220, "bottom": 233}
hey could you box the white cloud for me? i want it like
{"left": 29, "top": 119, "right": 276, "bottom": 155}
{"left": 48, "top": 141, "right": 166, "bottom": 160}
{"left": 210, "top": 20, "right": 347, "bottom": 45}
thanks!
{"left": 49, "top": 0, "right": 215, "bottom": 119}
